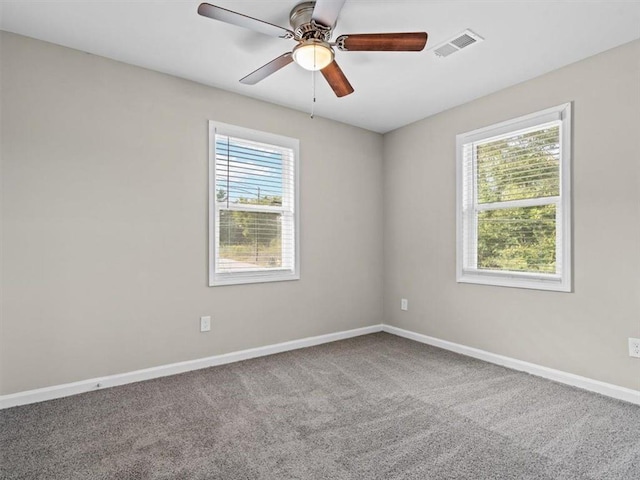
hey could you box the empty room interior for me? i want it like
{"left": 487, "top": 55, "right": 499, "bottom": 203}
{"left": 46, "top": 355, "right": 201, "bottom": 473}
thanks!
{"left": 1, "top": 1, "right": 640, "bottom": 478}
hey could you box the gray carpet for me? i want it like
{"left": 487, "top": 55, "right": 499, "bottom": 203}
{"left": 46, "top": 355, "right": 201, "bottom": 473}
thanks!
{"left": 1, "top": 333, "right": 639, "bottom": 479}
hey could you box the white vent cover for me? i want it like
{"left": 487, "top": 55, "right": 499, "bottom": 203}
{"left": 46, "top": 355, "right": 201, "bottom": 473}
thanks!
{"left": 432, "top": 29, "right": 484, "bottom": 58}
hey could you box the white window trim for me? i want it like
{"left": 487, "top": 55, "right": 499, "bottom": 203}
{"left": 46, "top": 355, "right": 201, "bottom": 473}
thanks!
{"left": 456, "top": 103, "right": 572, "bottom": 292}
{"left": 208, "top": 121, "right": 300, "bottom": 287}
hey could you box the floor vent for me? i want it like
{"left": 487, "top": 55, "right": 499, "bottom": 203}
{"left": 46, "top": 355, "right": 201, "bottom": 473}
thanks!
{"left": 432, "top": 29, "right": 484, "bottom": 58}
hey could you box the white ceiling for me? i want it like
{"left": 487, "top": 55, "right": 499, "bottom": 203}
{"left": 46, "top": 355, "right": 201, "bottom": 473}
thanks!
{"left": 2, "top": 1, "right": 639, "bottom": 133}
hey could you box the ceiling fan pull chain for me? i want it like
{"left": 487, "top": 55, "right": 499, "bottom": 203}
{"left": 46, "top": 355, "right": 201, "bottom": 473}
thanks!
{"left": 311, "top": 70, "right": 316, "bottom": 119}
{"left": 310, "top": 47, "right": 318, "bottom": 119}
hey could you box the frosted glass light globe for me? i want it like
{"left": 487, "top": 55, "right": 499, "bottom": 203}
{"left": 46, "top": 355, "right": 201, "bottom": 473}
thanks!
{"left": 293, "top": 40, "right": 334, "bottom": 71}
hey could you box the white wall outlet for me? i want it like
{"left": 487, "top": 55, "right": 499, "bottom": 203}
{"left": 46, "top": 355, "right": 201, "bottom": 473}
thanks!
{"left": 200, "top": 316, "right": 211, "bottom": 332}
{"left": 629, "top": 338, "right": 640, "bottom": 358}
{"left": 401, "top": 298, "right": 408, "bottom": 311}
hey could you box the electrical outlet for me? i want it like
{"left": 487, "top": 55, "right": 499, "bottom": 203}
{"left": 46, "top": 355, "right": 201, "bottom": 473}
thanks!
{"left": 401, "top": 299, "right": 408, "bottom": 311}
{"left": 629, "top": 338, "right": 640, "bottom": 358}
{"left": 200, "top": 316, "right": 211, "bottom": 332}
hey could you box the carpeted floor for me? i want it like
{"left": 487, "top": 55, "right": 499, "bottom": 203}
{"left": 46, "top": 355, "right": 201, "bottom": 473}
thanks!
{"left": 2, "top": 332, "right": 639, "bottom": 479}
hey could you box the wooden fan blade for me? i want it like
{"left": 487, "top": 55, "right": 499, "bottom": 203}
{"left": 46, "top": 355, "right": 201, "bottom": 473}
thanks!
{"left": 240, "top": 53, "right": 294, "bottom": 85}
{"left": 198, "top": 3, "right": 294, "bottom": 39}
{"left": 320, "top": 61, "right": 354, "bottom": 98}
{"left": 336, "top": 32, "right": 428, "bottom": 51}
{"left": 312, "top": 0, "right": 346, "bottom": 28}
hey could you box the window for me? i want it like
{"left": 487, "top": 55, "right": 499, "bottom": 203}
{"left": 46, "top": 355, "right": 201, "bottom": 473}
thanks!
{"left": 456, "top": 103, "right": 572, "bottom": 292}
{"left": 209, "top": 122, "right": 299, "bottom": 286}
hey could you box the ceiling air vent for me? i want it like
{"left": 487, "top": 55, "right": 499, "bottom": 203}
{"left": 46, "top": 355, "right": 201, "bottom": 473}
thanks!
{"left": 432, "top": 29, "right": 484, "bottom": 58}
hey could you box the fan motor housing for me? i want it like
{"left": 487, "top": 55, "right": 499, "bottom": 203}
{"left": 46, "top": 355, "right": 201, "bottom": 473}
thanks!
{"left": 289, "top": 1, "right": 332, "bottom": 41}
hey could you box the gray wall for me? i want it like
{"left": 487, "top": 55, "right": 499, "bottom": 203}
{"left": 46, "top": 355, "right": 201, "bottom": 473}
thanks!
{"left": 383, "top": 40, "right": 640, "bottom": 391}
{"left": 0, "top": 32, "right": 384, "bottom": 395}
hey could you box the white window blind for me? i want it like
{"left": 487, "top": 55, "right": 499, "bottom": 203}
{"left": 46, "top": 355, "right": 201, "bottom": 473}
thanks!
{"left": 456, "top": 104, "right": 572, "bottom": 292}
{"left": 209, "top": 122, "right": 299, "bottom": 286}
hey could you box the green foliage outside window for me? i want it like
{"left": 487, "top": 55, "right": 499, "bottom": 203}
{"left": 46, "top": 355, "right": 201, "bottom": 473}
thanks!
{"left": 475, "top": 127, "right": 559, "bottom": 273}
{"left": 218, "top": 190, "right": 283, "bottom": 268}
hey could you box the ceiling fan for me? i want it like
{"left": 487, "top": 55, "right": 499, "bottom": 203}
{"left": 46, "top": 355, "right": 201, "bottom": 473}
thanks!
{"left": 197, "top": 0, "right": 428, "bottom": 98}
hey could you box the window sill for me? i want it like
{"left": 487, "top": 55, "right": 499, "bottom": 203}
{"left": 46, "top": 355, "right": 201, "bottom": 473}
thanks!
{"left": 209, "top": 271, "right": 299, "bottom": 287}
{"left": 457, "top": 269, "right": 571, "bottom": 292}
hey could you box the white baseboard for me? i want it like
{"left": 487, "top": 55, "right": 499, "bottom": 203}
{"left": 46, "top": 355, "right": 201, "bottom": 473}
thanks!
{"left": 0, "top": 324, "right": 383, "bottom": 410}
{"left": 382, "top": 324, "right": 640, "bottom": 406}
{"left": 3, "top": 323, "right": 638, "bottom": 409}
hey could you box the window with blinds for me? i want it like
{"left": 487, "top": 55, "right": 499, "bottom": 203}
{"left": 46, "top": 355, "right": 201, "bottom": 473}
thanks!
{"left": 209, "top": 122, "right": 299, "bottom": 286}
{"left": 456, "top": 103, "right": 572, "bottom": 291}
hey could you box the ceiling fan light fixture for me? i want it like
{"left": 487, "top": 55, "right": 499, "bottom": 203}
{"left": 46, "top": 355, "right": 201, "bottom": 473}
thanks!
{"left": 292, "top": 40, "right": 334, "bottom": 71}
